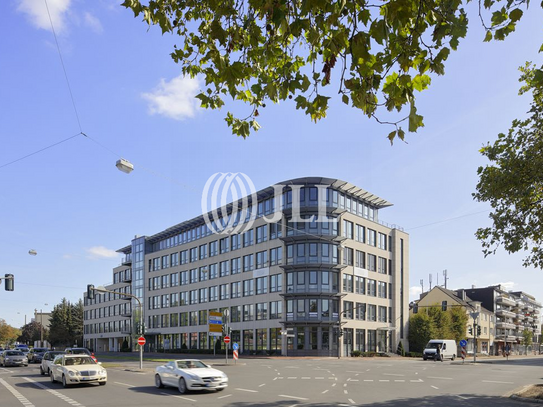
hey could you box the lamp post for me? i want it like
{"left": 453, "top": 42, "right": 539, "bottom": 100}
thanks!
{"left": 94, "top": 286, "right": 144, "bottom": 370}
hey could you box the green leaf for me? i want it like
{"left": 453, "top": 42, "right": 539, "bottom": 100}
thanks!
{"left": 408, "top": 104, "right": 424, "bottom": 132}
{"left": 342, "top": 94, "right": 349, "bottom": 105}
{"left": 484, "top": 31, "right": 493, "bottom": 42}
{"left": 387, "top": 130, "right": 397, "bottom": 144}
{"left": 509, "top": 8, "right": 523, "bottom": 23}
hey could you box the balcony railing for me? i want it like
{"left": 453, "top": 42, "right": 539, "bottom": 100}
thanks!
{"left": 496, "top": 296, "right": 516, "bottom": 307}
{"left": 496, "top": 309, "right": 516, "bottom": 318}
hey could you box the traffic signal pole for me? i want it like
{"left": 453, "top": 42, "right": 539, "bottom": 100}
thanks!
{"left": 88, "top": 285, "right": 144, "bottom": 370}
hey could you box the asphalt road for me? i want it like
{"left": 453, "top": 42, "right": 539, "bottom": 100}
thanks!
{"left": 1, "top": 356, "right": 542, "bottom": 407}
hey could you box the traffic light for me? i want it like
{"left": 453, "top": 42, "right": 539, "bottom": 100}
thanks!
{"left": 4, "top": 274, "right": 14, "bottom": 291}
{"left": 477, "top": 325, "right": 481, "bottom": 336}
{"left": 87, "top": 284, "right": 95, "bottom": 300}
{"left": 468, "top": 326, "right": 473, "bottom": 335}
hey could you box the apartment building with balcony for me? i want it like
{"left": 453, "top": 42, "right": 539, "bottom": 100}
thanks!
{"left": 460, "top": 285, "right": 542, "bottom": 355}
{"left": 83, "top": 177, "right": 409, "bottom": 357}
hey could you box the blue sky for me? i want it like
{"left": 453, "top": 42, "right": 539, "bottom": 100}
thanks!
{"left": 1, "top": 0, "right": 542, "bottom": 328}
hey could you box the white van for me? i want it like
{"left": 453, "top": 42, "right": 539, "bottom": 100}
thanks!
{"left": 422, "top": 339, "right": 457, "bottom": 361}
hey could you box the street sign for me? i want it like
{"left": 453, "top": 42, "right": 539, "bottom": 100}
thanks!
{"left": 233, "top": 342, "right": 239, "bottom": 351}
{"left": 224, "top": 336, "right": 231, "bottom": 343}
{"left": 233, "top": 350, "right": 238, "bottom": 360}
{"left": 459, "top": 339, "right": 467, "bottom": 347}
{"left": 137, "top": 336, "right": 146, "bottom": 346}
{"left": 209, "top": 311, "right": 223, "bottom": 334}
{"left": 461, "top": 347, "right": 466, "bottom": 360}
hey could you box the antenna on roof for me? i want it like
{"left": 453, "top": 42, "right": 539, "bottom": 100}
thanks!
{"left": 420, "top": 279, "right": 424, "bottom": 294}
{"left": 443, "top": 269, "right": 449, "bottom": 289}
{"left": 429, "top": 274, "right": 432, "bottom": 290}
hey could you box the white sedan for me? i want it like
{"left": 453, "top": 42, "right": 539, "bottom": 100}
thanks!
{"left": 50, "top": 355, "right": 107, "bottom": 388}
{"left": 155, "top": 359, "right": 228, "bottom": 394}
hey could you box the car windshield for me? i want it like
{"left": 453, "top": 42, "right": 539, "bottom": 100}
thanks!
{"left": 34, "top": 348, "right": 48, "bottom": 353}
{"left": 177, "top": 360, "right": 207, "bottom": 369}
{"left": 6, "top": 351, "right": 23, "bottom": 356}
{"left": 426, "top": 343, "right": 441, "bottom": 349}
{"left": 64, "top": 357, "right": 95, "bottom": 365}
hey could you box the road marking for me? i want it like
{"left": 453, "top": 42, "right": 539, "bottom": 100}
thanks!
{"left": 394, "top": 380, "right": 405, "bottom": 382}
{"left": 301, "top": 377, "right": 310, "bottom": 380}
{"left": 383, "top": 373, "right": 405, "bottom": 377}
{"left": 114, "top": 382, "right": 133, "bottom": 387}
{"left": 0, "top": 378, "right": 35, "bottom": 407}
{"left": 322, "top": 390, "right": 329, "bottom": 394}
{"left": 456, "top": 395, "right": 470, "bottom": 400}
{"left": 259, "top": 383, "right": 266, "bottom": 387}
{"left": 379, "top": 380, "right": 390, "bottom": 382}
{"left": 431, "top": 386, "right": 439, "bottom": 390}
{"left": 0, "top": 367, "right": 14, "bottom": 373}
{"left": 348, "top": 399, "right": 356, "bottom": 404}
{"left": 161, "top": 393, "right": 197, "bottom": 402}
{"left": 364, "top": 380, "right": 374, "bottom": 382}
{"left": 218, "top": 394, "right": 232, "bottom": 399}
{"left": 410, "top": 379, "right": 424, "bottom": 383}
{"left": 348, "top": 379, "right": 359, "bottom": 382}
{"left": 329, "top": 377, "right": 336, "bottom": 380}
{"left": 287, "top": 377, "right": 297, "bottom": 379}
{"left": 347, "top": 371, "right": 365, "bottom": 374}
{"left": 235, "top": 388, "right": 259, "bottom": 393}
{"left": 23, "top": 378, "right": 84, "bottom": 407}
{"left": 315, "top": 377, "right": 324, "bottom": 380}
{"left": 344, "top": 390, "right": 348, "bottom": 394}
{"left": 428, "top": 376, "right": 453, "bottom": 380}
{"left": 279, "top": 395, "right": 309, "bottom": 401}
{"left": 332, "top": 383, "right": 337, "bottom": 387}
{"left": 482, "top": 380, "right": 514, "bottom": 384}
{"left": 344, "top": 383, "right": 348, "bottom": 387}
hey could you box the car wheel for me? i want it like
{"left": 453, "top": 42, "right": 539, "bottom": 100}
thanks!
{"left": 178, "top": 378, "right": 187, "bottom": 394}
{"left": 40, "top": 366, "right": 45, "bottom": 376}
{"left": 451, "top": 354, "right": 456, "bottom": 361}
{"left": 99, "top": 381, "right": 106, "bottom": 386}
{"left": 62, "top": 375, "right": 69, "bottom": 388}
{"left": 216, "top": 388, "right": 225, "bottom": 392}
{"left": 155, "top": 374, "right": 164, "bottom": 388}
{"left": 24, "top": 364, "right": 28, "bottom": 367}
{"left": 423, "top": 356, "right": 427, "bottom": 361}
{"left": 50, "top": 371, "right": 56, "bottom": 383}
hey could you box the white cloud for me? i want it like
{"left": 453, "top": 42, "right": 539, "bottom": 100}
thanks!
{"left": 496, "top": 281, "right": 516, "bottom": 291}
{"left": 410, "top": 286, "right": 422, "bottom": 301}
{"left": 86, "top": 246, "right": 119, "bottom": 260}
{"left": 17, "top": 0, "right": 72, "bottom": 33}
{"left": 83, "top": 11, "right": 102, "bottom": 34}
{"left": 142, "top": 76, "right": 201, "bottom": 120}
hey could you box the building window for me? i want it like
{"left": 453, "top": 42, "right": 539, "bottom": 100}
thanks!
{"left": 343, "top": 274, "right": 354, "bottom": 293}
{"left": 256, "top": 251, "right": 268, "bottom": 269}
{"left": 270, "top": 247, "right": 283, "bottom": 266}
{"left": 270, "top": 274, "right": 283, "bottom": 293}
{"left": 343, "top": 247, "right": 354, "bottom": 266}
{"left": 378, "top": 257, "right": 387, "bottom": 274}
{"left": 368, "top": 229, "right": 377, "bottom": 247}
{"left": 209, "top": 241, "right": 218, "bottom": 257}
{"left": 256, "top": 277, "right": 268, "bottom": 295}
{"left": 243, "top": 229, "right": 254, "bottom": 247}
{"left": 367, "top": 254, "right": 377, "bottom": 272}
{"left": 243, "top": 279, "right": 254, "bottom": 297}
{"left": 231, "top": 282, "right": 241, "bottom": 298}
{"left": 270, "top": 301, "right": 282, "bottom": 319}
{"left": 356, "top": 303, "right": 366, "bottom": 320}
{"left": 243, "top": 304, "right": 254, "bottom": 321}
{"left": 256, "top": 303, "right": 268, "bottom": 320}
{"left": 256, "top": 225, "right": 268, "bottom": 244}
{"left": 243, "top": 254, "right": 254, "bottom": 272}
{"left": 231, "top": 257, "right": 241, "bottom": 274}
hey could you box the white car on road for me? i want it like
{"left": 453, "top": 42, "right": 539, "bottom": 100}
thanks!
{"left": 155, "top": 359, "right": 228, "bottom": 394}
{"left": 50, "top": 354, "right": 107, "bottom": 388}
{"left": 40, "top": 351, "right": 65, "bottom": 375}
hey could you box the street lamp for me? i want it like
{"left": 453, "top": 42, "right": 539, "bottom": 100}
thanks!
{"left": 116, "top": 158, "right": 134, "bottom": 174}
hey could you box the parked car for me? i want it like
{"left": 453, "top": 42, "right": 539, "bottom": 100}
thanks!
{"left": 40, "top": 351, "right": 66, "bottom": 375}
{"left": 49, "top": 354, "right": 107, "bottom": 387}
{"left": 155, "top": 359, "right": 228, "bottom": 394}
{"left": 28, "top": 347, "right": 50, "bottom": 363}
{"left": 65, "top": 348, "right": 97, "bottom": 363}
{"left": 0, "top": 350, "right": 28, "bottom": 367}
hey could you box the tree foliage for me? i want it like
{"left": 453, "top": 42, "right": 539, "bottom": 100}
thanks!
{"left": 408, "top": 312, "right": 435, "bottom": 353}
{"left": 121, "top": 0, "right": 532, "bottom": 140}
{"left": 18, "top": 321, "right": 48, "bottom": 345}
{"left": 0, "top": 319, "right": 20, "bottom": 347}
{"left": 48, "top": 298, "right": 84, "bottom": 347}
{"left": 522, "top": 328, "right": 533, "bottom": 347}
{"left": 409, "top": 304, "right": 467, "bottom": 352}
{"left": 474, "top": 63, "right": 543, "bottom": 269}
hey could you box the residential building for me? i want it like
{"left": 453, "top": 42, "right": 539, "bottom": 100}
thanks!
{"left": 410, "top": 286, "right": 494, "bottom": 354}
{"left": 83, "top": 177, "right": 409, "bottom": 357}
{"left": 460, "top": 285, "right": 542, "bottom": 355}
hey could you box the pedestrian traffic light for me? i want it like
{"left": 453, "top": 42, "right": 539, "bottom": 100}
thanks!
{"left": 87, "top": 284, "right": 95, "bottom": 300}
{"left": 4, "top": 274, "right": 14, "bottom": 291}
{"left": 477, "top": 325, "right": 481, "bottom": 336}
{"left": 468, "top": 326, "right": 473, "bottom": 335}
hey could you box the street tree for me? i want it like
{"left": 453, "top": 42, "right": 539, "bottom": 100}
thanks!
{"left": 474, "top": 64, "right": 543, "bottom": 269}
{"left": 17, "top": 321, "right": 48, "bottom": 345}
{"left": 408, "top": 312, "right": 435, "bottom": 353}
{"left": 427, "top": 305, "right": 453, "bottom": 339}
{"left": 449, "top": 306, "right": 469, "bottom": 342}
{"left": 48, "top": 298, "right": 83, "bottom": 347}
{"left": 121, "top": 0, "right": 535, "bottom": 140}
{"left": 522, "top": 328, "right": 533, "bottom": 354}
{"left": 0, "top": 319, "right": 20, "bottom": 347}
